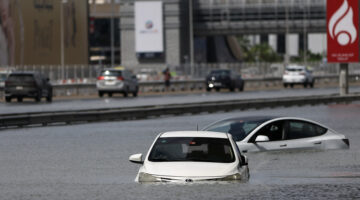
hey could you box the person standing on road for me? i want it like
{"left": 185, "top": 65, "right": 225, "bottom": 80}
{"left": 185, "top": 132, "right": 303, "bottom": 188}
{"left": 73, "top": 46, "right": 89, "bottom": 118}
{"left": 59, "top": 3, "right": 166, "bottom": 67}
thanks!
{"left": 163, "top": 67, "right": 172, "bottom": 91}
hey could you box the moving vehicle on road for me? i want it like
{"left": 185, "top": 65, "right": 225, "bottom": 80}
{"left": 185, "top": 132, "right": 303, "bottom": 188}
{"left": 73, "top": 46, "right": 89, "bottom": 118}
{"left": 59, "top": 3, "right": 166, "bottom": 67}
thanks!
{"left": 129, "top": 131, "right": 249, "bottom": 183}
{"left": 4, "top": 72, "right": 53, "bottom": 102}
{"left": 202, "top": 116, "right": 349, "bottom": 153}
{"left": 282, "top": 65, "right": 314, "bottom": 88}
{"left": 206, "top": 69, "right": 244, "bottom": 92}
{"left": 96, "top": 68, "right": 138, "bottom": 97}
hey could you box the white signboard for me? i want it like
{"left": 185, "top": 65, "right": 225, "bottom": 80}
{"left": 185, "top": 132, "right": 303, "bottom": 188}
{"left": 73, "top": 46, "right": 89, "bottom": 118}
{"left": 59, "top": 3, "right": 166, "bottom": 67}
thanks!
{"left": 135, "top": 1, "right": 163, "bottom": 53}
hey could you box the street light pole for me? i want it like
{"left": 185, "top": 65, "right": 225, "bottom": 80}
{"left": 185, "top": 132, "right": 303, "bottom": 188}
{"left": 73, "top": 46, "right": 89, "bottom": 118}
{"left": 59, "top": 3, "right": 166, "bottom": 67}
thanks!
{"left": 284, "top": 0, "right": 289, "bottom": 68}
{"left": 60, "top": 0, "right": 67, "bottom": 80}
{"left": 189, "top": 0, "right": 194, "bottom": 77}
{"left": 110, "top": 0, "right": 115, "bottom": 68}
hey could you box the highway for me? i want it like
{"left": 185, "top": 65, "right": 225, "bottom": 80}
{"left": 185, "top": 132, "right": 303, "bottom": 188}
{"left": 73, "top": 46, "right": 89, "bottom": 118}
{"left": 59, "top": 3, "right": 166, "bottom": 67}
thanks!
{"left": 0, "top": 102, "right": 359, "bottom": 199}
{"left": 1, "top": 86, "right": 360, "bottom": 114}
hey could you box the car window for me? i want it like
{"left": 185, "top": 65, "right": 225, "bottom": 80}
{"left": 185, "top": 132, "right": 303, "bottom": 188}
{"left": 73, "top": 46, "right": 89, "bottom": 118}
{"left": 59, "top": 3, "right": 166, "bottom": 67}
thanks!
{"left": 204, "top": 119, "right": 268, "bottom": 141}
{"left": 249, "top": 121, "right": 284, "bottom": 142}
{"left": 148, "top": 137, "right": 235, "bottom": 163}
{"left": 7, "top": 74, "right": 35, "bottom": 82}
{"left": 285, "top": 120, "right": 327, "bottom": 140}
{"left": 210, "top": 70, "right": 230, "bottom": 76}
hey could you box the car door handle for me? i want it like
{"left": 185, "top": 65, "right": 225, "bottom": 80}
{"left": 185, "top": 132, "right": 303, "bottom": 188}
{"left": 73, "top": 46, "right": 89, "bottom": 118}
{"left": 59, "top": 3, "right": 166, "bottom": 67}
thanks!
{"left": 242, "top": 150, "right": 248, "bottom": 153}
{"left": 280, "top": 144, "right": 287, "bottom": 147}
{"left": 314, "top": 142, "right": 322, "bottom": 145}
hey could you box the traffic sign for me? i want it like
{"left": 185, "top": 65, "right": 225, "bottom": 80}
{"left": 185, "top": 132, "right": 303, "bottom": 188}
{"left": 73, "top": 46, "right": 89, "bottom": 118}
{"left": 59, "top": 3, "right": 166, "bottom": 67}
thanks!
{"left": 327, "top": 0, "right": 359, "bottom": 62}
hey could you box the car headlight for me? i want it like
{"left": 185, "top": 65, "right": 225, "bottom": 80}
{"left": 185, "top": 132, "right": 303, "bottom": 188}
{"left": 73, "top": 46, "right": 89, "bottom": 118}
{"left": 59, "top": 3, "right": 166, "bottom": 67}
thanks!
{"left": 216, "top": 173, "right": 242, "bottom": 181}
{"left": 138, "top": 172, "right": 160, "bottom": 182}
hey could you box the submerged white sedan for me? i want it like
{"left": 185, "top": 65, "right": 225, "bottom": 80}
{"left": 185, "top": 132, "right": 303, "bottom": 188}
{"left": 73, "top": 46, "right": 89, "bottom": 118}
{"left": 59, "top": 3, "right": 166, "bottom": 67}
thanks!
{"left": 129, "top": 131, "right": 249, "bottom": 183}
{"left": 202, "top": 116, "right": 350, "bottom": 153}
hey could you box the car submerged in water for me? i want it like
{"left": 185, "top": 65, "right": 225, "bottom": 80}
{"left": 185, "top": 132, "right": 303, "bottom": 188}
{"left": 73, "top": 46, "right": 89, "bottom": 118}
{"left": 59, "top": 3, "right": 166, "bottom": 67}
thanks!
{"left": 129, "top": 131, "right": 249, "bottom": 183}
{"left": 202, "top": 116, "right": 349, "bottom": 153}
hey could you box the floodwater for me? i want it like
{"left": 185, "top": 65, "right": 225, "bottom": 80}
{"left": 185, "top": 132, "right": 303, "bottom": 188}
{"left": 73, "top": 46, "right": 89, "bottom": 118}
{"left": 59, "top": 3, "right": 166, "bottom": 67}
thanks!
{"left": 0, "top": 103, "right": 359, "bottom": 199}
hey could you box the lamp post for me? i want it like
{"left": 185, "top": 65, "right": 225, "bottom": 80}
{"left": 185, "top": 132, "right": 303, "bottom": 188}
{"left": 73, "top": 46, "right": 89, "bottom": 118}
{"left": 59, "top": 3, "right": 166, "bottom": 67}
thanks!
{"left": 60, "top": 0, "right": 67, "bottom": 81}
{"left": 189, "top": 0, "right": 194, "bottom": 77}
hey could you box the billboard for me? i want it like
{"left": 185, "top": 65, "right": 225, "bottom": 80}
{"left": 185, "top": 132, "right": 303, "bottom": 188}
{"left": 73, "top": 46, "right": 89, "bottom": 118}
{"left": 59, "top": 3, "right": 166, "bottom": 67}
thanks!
{"left": 135, "top": 1, "right": 163, "bottom": 56}
{"left": 327, "top": 0, "right": 359, "bottom": 62}
{"left": 0, "top": 0, "right": 88, "bottom": 65}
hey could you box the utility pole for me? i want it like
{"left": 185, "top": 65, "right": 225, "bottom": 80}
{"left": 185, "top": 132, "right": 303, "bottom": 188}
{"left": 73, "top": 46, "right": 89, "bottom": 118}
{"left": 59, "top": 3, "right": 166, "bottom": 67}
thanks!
{"left": 189, "top": 0, "right": 194, "bottom": 77}
{"left": 110, "top": 0, "right": 115, "bottom": 67}
{"left": 284, "top": 0, "right": 290, "bottom": 68}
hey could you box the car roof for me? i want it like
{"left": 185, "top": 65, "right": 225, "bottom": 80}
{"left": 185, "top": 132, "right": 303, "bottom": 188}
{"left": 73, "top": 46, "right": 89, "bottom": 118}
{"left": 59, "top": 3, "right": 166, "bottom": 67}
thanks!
{"left": 286, "top": 65, "right": 305, "bottom": 69}
{"left": 160, "top": 131, "right": 229, "bottom": 139}
{"left": 9, "top": 71, "right": 39, "bottom": 75}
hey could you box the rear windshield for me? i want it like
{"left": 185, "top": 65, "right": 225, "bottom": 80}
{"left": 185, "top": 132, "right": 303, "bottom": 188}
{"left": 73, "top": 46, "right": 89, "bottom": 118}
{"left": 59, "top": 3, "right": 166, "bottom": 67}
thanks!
{"left": 101, "top": 70, "right": 122, "bottom": 76}
{"left": 286, "top": 68, "right": 305, "bottom": 72}
{"left": 7, "top": 74, "right": 35, "bottom": 82}
{"left": 210, "top": 70, "right": 230, "bottom": 76}
{"left": 148, "top": 137, "right": 235, "bottom": 163}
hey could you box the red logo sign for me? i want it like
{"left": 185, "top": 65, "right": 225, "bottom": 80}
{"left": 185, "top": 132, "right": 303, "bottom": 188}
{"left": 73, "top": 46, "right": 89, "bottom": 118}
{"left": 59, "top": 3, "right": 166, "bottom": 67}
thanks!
{"left": 327, "top": 0, "right": 359, "bottom": 62}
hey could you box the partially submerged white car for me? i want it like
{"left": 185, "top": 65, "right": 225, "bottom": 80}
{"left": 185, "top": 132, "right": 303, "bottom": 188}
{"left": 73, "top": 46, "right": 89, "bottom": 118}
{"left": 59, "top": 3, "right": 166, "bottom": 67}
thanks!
{"left": 202, "top": 116, "right": 350, "bottom": 153}
{"left": 129, "top": 131, "right": 249, "bottom": 183}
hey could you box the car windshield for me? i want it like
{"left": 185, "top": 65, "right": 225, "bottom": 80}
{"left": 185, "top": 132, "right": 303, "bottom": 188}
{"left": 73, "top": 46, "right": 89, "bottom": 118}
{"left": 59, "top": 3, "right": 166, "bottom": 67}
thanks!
{"left": 203, "top": 118, "right": 270, "bottom": 141}
{"left": 148, "top": 137, "right": 235, "bottom": 163}
{"left": 101, "top": 70, "right": 122, "bottom": 76}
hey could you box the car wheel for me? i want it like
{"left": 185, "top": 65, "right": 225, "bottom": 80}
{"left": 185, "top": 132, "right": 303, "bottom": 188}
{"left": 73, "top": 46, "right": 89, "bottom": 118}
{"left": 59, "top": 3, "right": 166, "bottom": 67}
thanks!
{"left": 17, "top": 97, "right": 23, "bottom": 102}
{"left": 206, "top": 87, "right": 211, "bottom": 92}
{"left": 303, "top": 82, "right": 308, "bottom": 88}
{"left": 215, "top": 88, "right": 220, "bottom": 92}
{"left": 5, "top": 97, "right": 11, "bottom": 103}
{"left": 108, "top": 92, "right": 113, "bottom": 97}
{"left": 290, "top": 84, "right": 294, "bottom": 88}
{"left": 229, "top": 87, "right": 235, "bottom": 92}
{"left": 283, "top": 83, "right": 288, "bottom": 88}
{"left": 98, "top": 91, "right": 104, "bottom": 97}
{"left": 35, "top": 90, "right": 42, "bottom": 102}
{"left": 46, "top": 89, "right": 53, "bottom": 102}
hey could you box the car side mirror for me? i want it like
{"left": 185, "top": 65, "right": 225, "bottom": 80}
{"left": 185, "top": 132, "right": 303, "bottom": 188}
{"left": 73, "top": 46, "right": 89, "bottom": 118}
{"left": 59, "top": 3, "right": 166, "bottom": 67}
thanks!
{"left": 255, "top": 135, "right": 270, "bottom": 143}
{"left": 240, "top": 155, "right": 248, "bottom": 166}
{"left": 129, "top": 153, "right": 143, "bottom": 164}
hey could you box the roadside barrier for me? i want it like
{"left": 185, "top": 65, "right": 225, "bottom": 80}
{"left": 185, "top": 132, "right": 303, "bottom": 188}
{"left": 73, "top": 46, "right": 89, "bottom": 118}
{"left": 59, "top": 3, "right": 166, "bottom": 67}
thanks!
{"left": 1, "top": 93, "right": 360, "bottom": 129}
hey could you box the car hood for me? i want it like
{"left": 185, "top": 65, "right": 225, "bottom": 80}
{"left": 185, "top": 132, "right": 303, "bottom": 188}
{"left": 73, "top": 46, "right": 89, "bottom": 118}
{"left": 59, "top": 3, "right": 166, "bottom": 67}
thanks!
{"left": 142, "top": 161, "right": 239, "bottom": 178}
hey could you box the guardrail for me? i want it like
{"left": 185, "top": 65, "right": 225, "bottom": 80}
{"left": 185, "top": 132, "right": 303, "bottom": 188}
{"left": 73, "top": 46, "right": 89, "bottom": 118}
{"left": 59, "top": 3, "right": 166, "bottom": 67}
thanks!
{"left": 1, "top": 74, "right": 360, "bottom": 98}
{"left": 52, "top": 74, "right": 360, "bottom": 96}
{"left": 1, "top": 93, "right": 360, "bottom": 129}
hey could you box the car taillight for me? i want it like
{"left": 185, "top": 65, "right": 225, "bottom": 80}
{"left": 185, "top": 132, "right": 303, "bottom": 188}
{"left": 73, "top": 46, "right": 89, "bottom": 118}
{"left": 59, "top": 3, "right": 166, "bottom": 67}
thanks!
{"left": 97, "top": 76, "right": 105, "bottom": 80}
{"left": 300, "top": 72, "right": 306, "bottom": 75}
{"left": 117, "top": 76, "right": 124, "bottom": 81}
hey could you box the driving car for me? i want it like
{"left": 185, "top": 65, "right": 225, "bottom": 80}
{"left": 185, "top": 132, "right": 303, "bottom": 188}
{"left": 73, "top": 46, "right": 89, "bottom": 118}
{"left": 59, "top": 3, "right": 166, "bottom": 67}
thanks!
{"left": 282, "top": 65, "right": 314, "bottom": 88}
{"left": 202, "top": 116, "right": 349, "bottom": 153}
{"left": 206, "top": 69, "right": 244, "bottom": 92}
{"left": 96, "top": 68, "right": 138, "bottom": 97}
{"left": 129, "top": 131, "right": 249, "bottom": 183}
{"left": 4, "top": 72, "right": 53, "bottom": 102}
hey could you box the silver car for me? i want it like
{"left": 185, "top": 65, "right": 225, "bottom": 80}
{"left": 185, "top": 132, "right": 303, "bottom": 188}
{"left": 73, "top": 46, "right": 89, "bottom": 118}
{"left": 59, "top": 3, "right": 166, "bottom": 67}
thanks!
{"left": 96, "top": 68, "right": 138, "bottom": 97}
{"left": 282, "top": 65, "right": 314, "bottom": 88}
{"left": 203, "top": 116, "right": 349, "bottom": 153}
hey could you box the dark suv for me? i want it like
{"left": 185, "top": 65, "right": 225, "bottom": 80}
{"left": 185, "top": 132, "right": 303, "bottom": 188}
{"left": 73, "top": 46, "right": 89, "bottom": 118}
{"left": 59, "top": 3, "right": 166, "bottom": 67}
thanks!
{"left": 206, "top": 69, "right": 244, "bottom": 92}
{"left": 4, "top": 72, "right": 53, "bottom": 102}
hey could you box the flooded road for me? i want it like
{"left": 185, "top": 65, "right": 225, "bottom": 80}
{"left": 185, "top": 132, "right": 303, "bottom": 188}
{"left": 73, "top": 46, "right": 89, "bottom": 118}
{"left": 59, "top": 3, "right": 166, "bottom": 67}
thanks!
{"left": 0, "top": 103, "right": 359, "bottom": 199}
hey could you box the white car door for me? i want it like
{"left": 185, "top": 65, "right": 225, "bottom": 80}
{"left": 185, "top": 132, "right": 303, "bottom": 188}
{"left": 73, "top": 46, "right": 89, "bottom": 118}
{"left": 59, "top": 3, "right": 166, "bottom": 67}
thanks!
{"left": 282, "top": 120, "right": 327, "bottom": 150}
{"left": 238, "top": 120, "right": 288, "bottom": 153}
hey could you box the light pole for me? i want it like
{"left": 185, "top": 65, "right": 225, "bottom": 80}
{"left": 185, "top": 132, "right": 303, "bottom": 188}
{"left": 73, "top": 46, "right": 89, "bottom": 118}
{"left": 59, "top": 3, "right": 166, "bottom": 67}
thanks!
{"left": 110, "top": 0, "right": 115, "bottom": 68}
{"left": 284, "top": 0, "right": 290, "bottom": 68}
{"left": 189, "top": 0, "right": 194, "bottom": 77}
{"left": 60, "top": 0, "right": 67, "bottom": 81}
